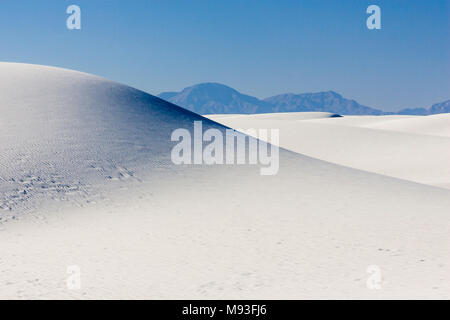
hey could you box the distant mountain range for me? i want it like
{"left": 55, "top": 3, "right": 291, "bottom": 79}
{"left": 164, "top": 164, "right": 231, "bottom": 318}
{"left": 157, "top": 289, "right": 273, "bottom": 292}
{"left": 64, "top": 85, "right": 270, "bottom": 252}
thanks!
{"left": 158, "top": 83, "right": 273, "bottom": 114}
{"left": 158, "top": 83, "right": 450, "bottom": 116}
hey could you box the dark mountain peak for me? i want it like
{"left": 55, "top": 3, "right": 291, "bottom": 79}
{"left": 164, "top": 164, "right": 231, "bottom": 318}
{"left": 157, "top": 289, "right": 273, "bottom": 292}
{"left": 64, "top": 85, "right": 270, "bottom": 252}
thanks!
{"left": 429, "top": 99, "right": 450, "bottom": 114}
{"left": 191, "top": 82, "right": 235, "bottom": 90}
{"left": 158, "top": 83, "right": 272, "bottom": 114}
{"left": 397, "top": 99, "right": 450, "bottom": 115}
{"left": 326, "top": 90, "right": 342, "bottom": 97}
{"left": 265, "top": 90, "right": 342, "bottom": 100}
{"left": 181, "top": 82, "right": 238, "bottom": 95}
{"left": 310, "top": 90, "right": 342, "bottom": 99}
{"left": 264, "top": 91, "right": 383, "bottom": 115}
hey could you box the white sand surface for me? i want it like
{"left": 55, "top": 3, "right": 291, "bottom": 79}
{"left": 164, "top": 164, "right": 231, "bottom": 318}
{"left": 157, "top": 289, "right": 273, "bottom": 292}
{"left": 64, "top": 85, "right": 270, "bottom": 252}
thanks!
{"left": 207, "top": 113, "right": 450, "bottom": 189}
{"left": 1, "top": 63, "right": 449, "bottom": 299}
{"left": 362, "top": 113, "right": 450, "bottom": 138}
{"left": 301, "top": 113, "right": 450, "bottom": 138}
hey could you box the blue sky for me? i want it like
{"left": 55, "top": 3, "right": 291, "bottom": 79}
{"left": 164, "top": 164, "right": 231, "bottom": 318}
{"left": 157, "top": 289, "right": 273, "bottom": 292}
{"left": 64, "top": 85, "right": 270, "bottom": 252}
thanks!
{"left": 0, "top": 0, "right": 448, "bottom": 111}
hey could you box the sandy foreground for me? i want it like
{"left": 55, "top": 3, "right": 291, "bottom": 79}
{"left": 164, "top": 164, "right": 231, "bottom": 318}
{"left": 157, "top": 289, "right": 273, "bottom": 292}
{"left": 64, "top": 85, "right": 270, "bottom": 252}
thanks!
{"left": 0, "top": 63, "right": 449, "bottom": 299}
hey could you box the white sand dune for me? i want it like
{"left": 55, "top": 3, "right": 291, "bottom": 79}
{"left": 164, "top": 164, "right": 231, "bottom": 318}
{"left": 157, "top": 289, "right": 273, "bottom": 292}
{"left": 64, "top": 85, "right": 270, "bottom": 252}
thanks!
{"left": 362, "top": 113, "right": 450, "bottom": 138}
{"left": 1, "top": 63, "right": 449, "bottom": 299}
{"left": 304, "top": 114, "right": 417, "bottom": 127}
{"left": 207, "top": 113, "right": 450, "bottom": 189}
{"left": 302, "top": 113, "right": 450, "bottom": 138}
